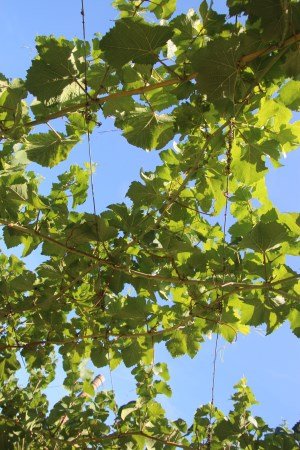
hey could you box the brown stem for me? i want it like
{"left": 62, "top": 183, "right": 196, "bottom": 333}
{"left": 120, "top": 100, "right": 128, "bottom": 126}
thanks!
{"left": 0, "top": 319, "right": 193, "bottom": 350}
{"left": 0, "top": 312, "right": 239, "bottom": 350}
{"left": 70, "top": 429, "right": 202, "bottom": 449}
{"left": 22, "top": 32, "right": 300, "bottom": 129}
{"left": 0, "top": 218, "right": 298, "bottom": 291}
{"left": 238, "top": 32, "right": 300, "bottom": 66}
{"left": 26, "top": 73, "right": 197, "bottom": 128}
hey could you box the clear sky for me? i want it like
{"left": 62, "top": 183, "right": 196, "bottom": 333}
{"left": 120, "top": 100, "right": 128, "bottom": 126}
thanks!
{"left": 1, "top": 0, "right": 299, "bottom": 429}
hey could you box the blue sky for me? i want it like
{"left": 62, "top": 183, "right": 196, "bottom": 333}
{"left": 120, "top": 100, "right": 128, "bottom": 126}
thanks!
{"left": 1, "top": 0, "right": 299, "bottom": 429}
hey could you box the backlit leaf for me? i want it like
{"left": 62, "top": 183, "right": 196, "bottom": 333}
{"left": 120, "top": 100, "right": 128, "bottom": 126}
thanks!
{"left": 23, "top": 132, "right": 79, "bottom": 167}
{"left": 99, "top": 19, "right": 173, "bottom": 68}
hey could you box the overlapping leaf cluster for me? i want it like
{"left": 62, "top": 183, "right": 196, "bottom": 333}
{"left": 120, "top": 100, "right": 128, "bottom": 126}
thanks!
{"left": 0, "top": 0, "right": 299, "bottom": 448}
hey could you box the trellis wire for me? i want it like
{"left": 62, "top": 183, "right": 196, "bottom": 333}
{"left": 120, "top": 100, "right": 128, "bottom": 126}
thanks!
{"left": 79, "top": 0, "right": 118, "bottom": 427}
{"left": 80, "top": 0, "right": 97, "bottom": 219}
{"left": 207, "top": 118, "right": 234, "bottom": 449}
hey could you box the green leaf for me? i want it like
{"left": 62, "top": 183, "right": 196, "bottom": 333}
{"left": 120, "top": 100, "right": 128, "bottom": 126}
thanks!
{"left": 121, "top": 341, "right": 143, "bottom": 367}
{"left": 103, "top": 96, "right": 135, "bottom": 117}
{"left": 66, "top": 112, "right": 96, "bottom": 136}
{"left": 230, "top": 186, "right": 252, "bottom": 202}
{"left": 119, "top": 401, "right": 137, "bottom": 420}
{"left": 246, "top": 0, "right": 300, "bottom": 42}
{"left": 57, "top": 164, "right": 90, "bottom": 208}
{"left": 191, "top": 36, "right": 241, "bottom": 101}
{"left": 0, "top": 355, "right": 20, "bottom": 381}
{"left": 30, "top": 83, "right": 84, "bottom": 120}
{"left": 99, "top": 19, "right": 173, "bottom": 68}
{"left": 23, "top": 132, "right": 79, "bottom": 167}
{"left": 288, "top": 309, "right": 300, "bottom": 337}
{"left": 283, "top": 48, "right": 300, "bottom": 80}
{"left": 166, "top": 330, "right": 187, "bottom": 357}
{"left": 0, "top": 79, "right": 27, "bottom": 136}
{"left": 153, "top": 362, "right": 170, "bottom": 381}
{"left": 83, "top": 379, "right": 95, "bottom": 396}
{"left": 166, "top": 329, "right": 201, "bottom": 358}
{"left": 219, "top": 308, "right": 242, "bottom": 342}
{"left": 240, "top": 221, "right": 290, "bottom": 252}
{"left": 126, "top": 181, "right": 161, "bottom": 207}
{"left": 90, "top": 343, "right": 108, "bottom": 368}
{"left": 279, "top": 80, "right": 300, "bottom": 111}
{"left": 117, "top": 108, "right": 174, "bottom": 150}
{"left": 87, "top": 63, "right": 118, "bottom": 91}
{"left": 199, "top": 1, "right": 226, "bottom": 35}
{"left": 148, "top": 0, "right": 177, "bottom": 19}
{"left": 154, "top": 380, "right": 172, "bottom": 397}
{"left": 231, "top": 143, "right": 268, "bottom": 186}
{"left": 66, "top": 215, "right": 118, "bottom": 243}
{"left": 26, "top": 37, "right": 78, "bottom": 102}
{"left": 10, "top": 271, "right": 36, "bottom": 291}
{"left": 112, "top": 0, "right": 137, "bottom": 17}
{"left": 120, "top": 297, "right": 150, "bottom": 319}
{"left": 144, "top": 88, "right": 178, "bottom": 112}
{"left": 256, "top": 99, "right": 292, "bottom": 131}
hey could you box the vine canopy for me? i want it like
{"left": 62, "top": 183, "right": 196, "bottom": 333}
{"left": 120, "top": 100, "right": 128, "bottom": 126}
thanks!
{"left": 0, "top": 0, "right": 300, "bottom": 448}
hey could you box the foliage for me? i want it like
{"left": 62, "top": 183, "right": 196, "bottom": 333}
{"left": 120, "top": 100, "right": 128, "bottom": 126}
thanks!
{"left": 0, "top": 0, "right": 300, "bottom": 448}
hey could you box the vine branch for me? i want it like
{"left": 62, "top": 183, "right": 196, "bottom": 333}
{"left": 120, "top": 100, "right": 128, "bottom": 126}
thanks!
{"left": 0, "top": 218, "right": 298, "bottom": 291}
{"left": 24, "top": 33, "right": 300, "bottom": 128}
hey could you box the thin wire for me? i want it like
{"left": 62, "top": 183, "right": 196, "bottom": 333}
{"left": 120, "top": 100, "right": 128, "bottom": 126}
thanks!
{"left": 107, "top": 343, "right": 119, "bottom": 412}
{"left": 80, "top": 1, "right": 118, "bottom": 425}
{"left": 80, "top": 0, "right": 97, "bottom": 218}
{"left": 211, "top": 166, "right": 230, "bottom": 404}
{"left": 208, "top": 208, "right": 228, "bottom": 415}
{"left": 207, "top": 119, "right": 233, "bottom": 449}
{"left": 104, "top": 334, "right": 121, "bottom": 436}
{"left": 12, "top": 322, "right": 26, "bottom": 370}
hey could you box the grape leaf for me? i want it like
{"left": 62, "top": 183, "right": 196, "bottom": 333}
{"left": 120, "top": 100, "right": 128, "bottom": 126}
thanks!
{"left": 191, "top": 36, "right": 241, "bottom": 101}
{"left": 99, "top": 19, "right": 173, "bottom": 68}
{"left": 23, "top": 132, "right": 79, "bottom": 167}
{"left": 26, "top": 37, "right": 78, "bottom": 102}
{"left": 117, "top": 108, "right": 174, "bottom": 150}
{"left": 239, "top": 221, "right": 290, "bottom": 252}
